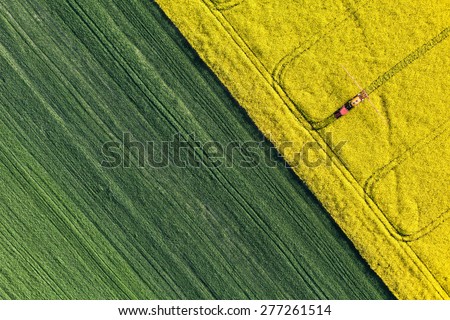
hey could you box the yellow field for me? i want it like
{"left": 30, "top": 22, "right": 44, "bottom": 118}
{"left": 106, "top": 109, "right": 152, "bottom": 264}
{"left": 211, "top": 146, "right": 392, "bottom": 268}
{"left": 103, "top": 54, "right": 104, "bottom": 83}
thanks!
{"left": 155, "top": 0, "right": 450, "bottom": 299}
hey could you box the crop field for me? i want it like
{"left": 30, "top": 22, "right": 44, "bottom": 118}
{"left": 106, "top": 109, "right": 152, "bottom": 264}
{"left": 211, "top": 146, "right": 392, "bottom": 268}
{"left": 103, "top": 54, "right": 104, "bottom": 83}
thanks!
{"left": 155, "top": 0, "right": 450, "bottom": 299}
{"left": 0, "top": 0, "right": 393, "bottom": 299}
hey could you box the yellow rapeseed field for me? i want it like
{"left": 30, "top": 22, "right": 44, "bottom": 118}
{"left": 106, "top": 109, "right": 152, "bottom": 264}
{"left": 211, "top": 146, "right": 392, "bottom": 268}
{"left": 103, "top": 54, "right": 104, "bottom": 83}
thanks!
{"left": 155, "top": 0, "right": 450, "bottom": 299}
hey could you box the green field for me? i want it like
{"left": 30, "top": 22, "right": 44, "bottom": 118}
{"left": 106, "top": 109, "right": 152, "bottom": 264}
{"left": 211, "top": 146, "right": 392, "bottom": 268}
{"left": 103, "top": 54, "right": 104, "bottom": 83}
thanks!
{"left": 0, "top": 0, "right": 393, "bottom": 299}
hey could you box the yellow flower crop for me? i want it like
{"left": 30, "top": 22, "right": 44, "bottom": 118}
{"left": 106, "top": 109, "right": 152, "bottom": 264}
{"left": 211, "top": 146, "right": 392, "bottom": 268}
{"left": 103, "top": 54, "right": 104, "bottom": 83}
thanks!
{"left": 156, "top": 0, "right": 450, "bottom": 299}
